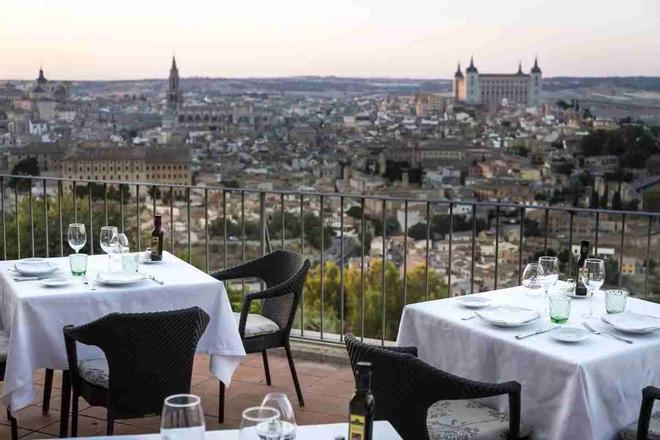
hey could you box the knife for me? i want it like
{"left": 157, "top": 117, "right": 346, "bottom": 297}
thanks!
{"left": 14, "top": 276, "right": 53, "bottom": 282}
{"left": 583, "top": 322, "right": 633, "bottom": 344}
{"left": 515, "top": 327, "right": 558, "bottom": 340}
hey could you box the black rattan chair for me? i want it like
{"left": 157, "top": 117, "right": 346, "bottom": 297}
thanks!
{"left": 345, "top": 334, "right": 526, "bottom": 440}
{"left": 0, "top": 331, "right": 18, "bottom": 440}
{"left": 211, "top": 250, "right": 310, "bottom": 423}
{"left": 618, "top": 386, "right": 660, "bottom": 439}
{"left": 62, "top": 307, "right": 209, "bottom": 436}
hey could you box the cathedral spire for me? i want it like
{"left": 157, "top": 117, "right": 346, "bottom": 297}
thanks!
{"left": 531, "top": 56, "right": 542, "bottom": 74}
{"left": 466, "top": 56, "right": 478, "bottom": 73}
{"left": 517, "top": 61, "right": 523, "bottom": 75}
{"left": 455, "top": 62, "right": 463, "bottom": 78}
{"left": 37, "top": 66, "right": 47, "bottom": 84}
{"left": 171, "top": 56, "right": 177, "bottom": 71}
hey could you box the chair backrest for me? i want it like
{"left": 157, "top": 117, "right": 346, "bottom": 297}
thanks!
{"left": 254, "top": 250, "right": 310, "bottom": 333}
{"left": 345, "top": 334, "right": 437, "bottom": 440}
{"left": 64, "top": 307, "right": 209, "bottom": 418}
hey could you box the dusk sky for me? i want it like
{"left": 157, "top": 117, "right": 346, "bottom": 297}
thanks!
{"left": 1, "top": 0, "right": 659, "bottom": 80}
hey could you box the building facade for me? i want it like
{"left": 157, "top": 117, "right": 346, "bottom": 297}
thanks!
{"left": 454, "top": 57, "right": 542, "bottom": 107}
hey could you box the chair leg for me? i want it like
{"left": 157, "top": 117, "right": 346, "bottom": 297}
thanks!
{"left": 71, "top": 388, "right": 79, "bottom": 437}
{"left": 59, "top": 370, "right": 71, "bottom": 438}
{"left": 42, "top": 368, "right": 54, "bottom": 415}
{"left": 284, "top": 344, "right": 304, "bottom": 407}
{"left": 106, "top": 415, "right": 114, "bottom": 435}
{"left": 262, "top": 350, "right": 272, "bottom": 386}
{"left": 7, "top": 408, "right": 18, "bottom": 440}
{"left": 218, "top": 380, "right": 225, "bottom": 424}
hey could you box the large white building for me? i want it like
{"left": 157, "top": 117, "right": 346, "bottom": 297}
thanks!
{"left": 454, "top": 57, "right": 542, "bottom": 107}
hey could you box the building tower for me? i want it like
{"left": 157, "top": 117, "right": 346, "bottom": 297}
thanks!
{"left": 528, "top": 57, "right": 542, "bottom": 106}
{"left": 453, "top": 62, "right": 464, "bottom": 101}
{"left": 465, "top": 56, "right": 480, "bottom": 104}
{"left": 167, "top": 56, "right": 182, "bottom": 110}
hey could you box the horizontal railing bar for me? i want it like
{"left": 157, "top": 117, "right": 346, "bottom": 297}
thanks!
{"left": 1, "top": 174, "right": 657, "bottom": 218}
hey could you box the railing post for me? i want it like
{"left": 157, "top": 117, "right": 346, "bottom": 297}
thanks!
{"left": 119, "top": 183, "right": 124, "bottom": 232}
{"left": 618, "top": 214, "right": 625, "bottom": 287}
{"left": 205, "top": 188, "right": 209, "bottom": 273}
{"left": 340, "top": 196, "right": 345, "bottom": 341}
{"left": 402, "top": 200, "right": 408, "bottom": 307}
{"left": 543, "top": 208, "right": 549, "bottom": 254}
{"left": 280, "top": 194, "right": 285, "bottom": 250}
{"left": 259, "top": 192, "right": 266, "bottom": 256}
{"left": 425, "top": 201, "right": 431, "bottom": 301}
{"left": 15, "top": 182, "right": 20, "bottom": 260}
{"left": 103, "top": 183, "right": 108, "bottom": 226}
{"left": 300, "top": 193, "right": 305, "bottom": 337}
{"left": 58, "top": 180, "right": 63, "bottom": 257}
{"left": 568, "top": 211, "right": 574, "bottom": 278}
{"left": 136, "top": 185, "right": 141, "bottom": 251}
{"left": 186, "top": 187, "right": 191, "bottom": 263}
{"left": 518, "top": 207, "right": 525, "bottom": 285}
{"left": 594, "top": 212, "right": 600, "bottom": 256}
{"left": 28, "top": 178, "right": 35, "bottom": 257}
{"left": 381, "top": 199, "right": 386, "bottom": 345}
{"left": 319, "top": 195, "right": 325, "bottom": 340}
{"left": 88, "top": 183, "right": 93, "bottom": 255}
{"left": 360, "top": 197, "right": 366, "bottom": 341}
{"left": 223, "top": 190, "right": 227, "bottom": 269}
{"left": 645, "top": 217, "right": 652, "bottom": 298}
{"left": 72, "top": 180, "right": 77, "bottom": 224}
{"left": 494, "top": 205, "right": 500, "bottom": 290}
{"left": 470, "top": 204, "right": 476, "bottom": 294}
{"left": 169, "top": 186, "right": 174, "bottom": 254}
{"left": 1, "top": 176, "right": 5, "bottom": 260}
{"left": 43, "top": 179, "right": 48, "bottom": 257}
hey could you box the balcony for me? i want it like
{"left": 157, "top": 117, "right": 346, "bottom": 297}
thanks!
{"left": 1, "top": 174, "right": 659, "bottom": 438}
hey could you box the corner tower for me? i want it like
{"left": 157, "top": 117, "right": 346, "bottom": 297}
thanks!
{"left": 529, "top": 57, "right": 542, "bottom": 106}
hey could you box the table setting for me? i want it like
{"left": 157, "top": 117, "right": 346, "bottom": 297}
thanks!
{"left": 0, "top": 223, "right": 246, "bottom": 416}
{"left": 397, "top": 254, "right": 660, "bottom": 439}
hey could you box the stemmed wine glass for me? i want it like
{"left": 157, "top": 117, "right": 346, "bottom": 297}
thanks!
{"left": 99, "top": 226, "right": 118, "bottom": 269}
{"left": 239, "top": 406, "right": 282, "bottom": 440}
{"left": 581, "top": 258, "right": 605, "bottom": 317}
{"left": 67, "top": 223, "right": 87, "bottom": 253}
{"left": 521, "top": 263, "right": 544, "bottom": 297}
{"left": 160, "top": 394, "right": 205, "bottom": 440}
{"left": 261, "top": 393, "right": 296, "bottom": 440}
{"left": 538, "top": 256, "right": 559, "bottom": 298}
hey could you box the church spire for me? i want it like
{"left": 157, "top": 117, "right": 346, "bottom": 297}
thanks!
{"left": 454, "top": 62, "right": 464, "bottom": 78}
{"left": 531, "top": 56, "right": 542, "bottom": 74}
{"left": 466, "top": 56, "right": 478, "bottom": 73}
{"left": 517, "top": 61, "right": 523, "bottom": 75}
{"left": 171, "top": 56, "right": 177, "bottom": 71}
{"left": 37, "top": 66, "right": 47, "bottom": 84}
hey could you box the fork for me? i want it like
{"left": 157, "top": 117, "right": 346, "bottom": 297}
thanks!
{"left": 144, "top": 274, "right": 164, "bottom": 285}
{"left": 582, "top": 322, "right": 633, "bottom": 344}
{"left": 461, "top": 313, "right": 476, "bottom": 321}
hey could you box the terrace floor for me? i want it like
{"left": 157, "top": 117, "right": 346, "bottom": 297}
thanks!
{"left": 0, "top": 350, "right": 354, "bottom": 438}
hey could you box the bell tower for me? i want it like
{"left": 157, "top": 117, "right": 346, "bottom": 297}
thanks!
{"left": 167, "top": 56, "right": 182, "bottom": 110}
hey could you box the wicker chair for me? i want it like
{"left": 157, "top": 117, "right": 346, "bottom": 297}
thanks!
{"left": 0, "top": 331, "right": 18, "bottom": 440}
{"left": 211, "top": 250, "right": 310, "bottom": 423}
{"left": 345, "top": 334, "right": 527, "bottom": 440}
{"left": 618, "top": 386, "right": 660, "bottom": 440}
{"left": 62, "top": 307, "right": 209, "bottom": 436}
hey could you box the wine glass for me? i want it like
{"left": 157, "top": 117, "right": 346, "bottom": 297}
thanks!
{"left": 239, "top": 406, "right": 282, "bottom": 440}
{"left": 581, "top": 258, "right": 605, "bottom": 317}
{"left": 261, "top": 393, "right": 296, "bottom": 440}
{"left": 538, "top": 256, "right": 559, "bottom": 298}
{"left": 99, "top": 226, "right": 118, "bottom": 268}
{"left": 108, "top": 232, "right": 129, "bottom": 271}
{"left": 67, "top": 223, "right": 87, "bottom": 253}
{"left": 160, "top": 394, "right": 205, "bottom": 440}
{"left": 521, "top": 263, "right": 544, "bottom": 297}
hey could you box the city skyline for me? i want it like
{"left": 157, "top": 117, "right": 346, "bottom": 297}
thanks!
{"left": 1, "top": 0, "right": 659, "bottom": 80}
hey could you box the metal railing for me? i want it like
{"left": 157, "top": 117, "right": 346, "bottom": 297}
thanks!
{"left": 1, "top": 174, "right": 659, "bottom": 345}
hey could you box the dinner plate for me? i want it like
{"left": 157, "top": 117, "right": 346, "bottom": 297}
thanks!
{"left": 14, "top": 259, "right": 59, "bottom": 276}
{"left": 551, "top": 327, "right": 590, "bottom": 343}
{"left": 456, "top": 296, "right": 493, "bottom": 309}
{"left": 40, "top": 277, "right": 71, "bottom": 287}
{"left": 564, "top": 293, "right": 589, "bottom": 299}
{"left": 96, "top": 271, "right": 147, "bottom": 286}
{"left": 475, "top": 306, "right": 540, "bottom": 328}
{"left": 601, "top": 312, "right": 660, "bottom": 334}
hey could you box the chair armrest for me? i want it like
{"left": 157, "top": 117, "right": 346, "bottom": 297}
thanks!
{"left": 236, "top": 283, "right": 294, "bottom": 336}
{"left": 637, "top": 386, "right": 660, "bottom": 439}
{"left": 210, "top": 259, "right": 262, "bottom": 282}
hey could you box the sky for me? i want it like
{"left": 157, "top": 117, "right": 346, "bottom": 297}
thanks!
{"left": 1, "top": 0, "right": 659, "bottom": 80}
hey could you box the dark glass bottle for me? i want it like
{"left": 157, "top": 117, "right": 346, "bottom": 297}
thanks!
{"left": 150, "top": 215, "right": 164, "bottom": 261}
{"left": 348, "top": 362, "right": 375, "bottom": 440}
{"left": 575, "top": 240, "right": 589, "bottom": 296}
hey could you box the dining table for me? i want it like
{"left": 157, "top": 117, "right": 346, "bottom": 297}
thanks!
{"left": 58, "top": 421, "right": 402, "bottom": 439}
{"left": 0, "top": 251, "right": 246, "bottom": 435}
{"left": 396, "top": 285, "right": 660, "bottom": 440}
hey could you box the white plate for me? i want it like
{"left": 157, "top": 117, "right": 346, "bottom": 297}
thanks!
{"left": 456, "top": 296, "right": 493, "bottom": 309}
{"left": 40, "top": 277, "right": 71, "bottom": 287}
{"left": 96, "top": 271, "right": 147, "bottom": 286}
{"left": 475, "top": 306, "right": 540, "bottom": 328}
{"left": 565, "top": 293, "right": 589, "bottom": 299}
{"left": 14, "top": 259, "right": 58, "bottom": 276}
{"left": 551, "top": 327, "right": 590, "bottom": 343}
{"left": 601, "top": 312, "right": 660, "bottom": 334}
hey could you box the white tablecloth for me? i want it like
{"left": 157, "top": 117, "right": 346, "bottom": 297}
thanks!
{"left": 66, "top": 421, "right": 402, "bottom": 439}
{"left": 0, "top": 251, "right": 246, "bottom": 412}
{"left": 397, "top": 287, "right": 660, "bottom": 440}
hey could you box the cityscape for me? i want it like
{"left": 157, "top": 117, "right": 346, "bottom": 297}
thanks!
{"left": 2, "top": 0, "right": 660, "bottom": 438}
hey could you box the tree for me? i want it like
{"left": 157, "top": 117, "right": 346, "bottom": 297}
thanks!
{"left": 9, "top": 158, "right": 40, "bottom": 188}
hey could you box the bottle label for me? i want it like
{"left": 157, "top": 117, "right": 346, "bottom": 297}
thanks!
{"left": 151, "top": 236, "right": 161, "bottom": 256}
{"left": 349, "top": 414, "right": 366, "bottom": 439}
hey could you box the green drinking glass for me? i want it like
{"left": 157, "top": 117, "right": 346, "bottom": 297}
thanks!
{"left": 549, "top": 294, "right": 571, "bottom": 324}
{"left": 69, "top": 253, "right": 88, "bottom": 276}
{"left": 605, "top": 289, "right": 628, "bottom": 314}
